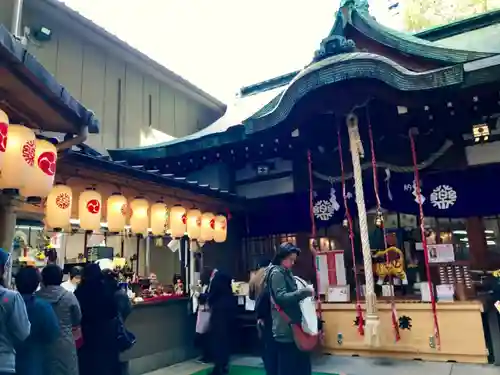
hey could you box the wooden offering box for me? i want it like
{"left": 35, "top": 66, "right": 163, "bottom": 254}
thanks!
{"left": 322, "top": 300, "right": 487, "bottom": 364}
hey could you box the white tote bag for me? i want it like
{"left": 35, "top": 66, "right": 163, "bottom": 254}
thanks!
{"left": 196, "top": 305, "right": 211, "bottom": 334}
{"left": 294, "top": 276, "right": 319, "bottom": 336}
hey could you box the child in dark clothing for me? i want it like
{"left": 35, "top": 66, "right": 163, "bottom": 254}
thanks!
{"left": 15, "top": 266, "right": 60, "bottom": 375}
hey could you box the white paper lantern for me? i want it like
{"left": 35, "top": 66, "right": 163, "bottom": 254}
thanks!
{"left": 186, "top": 208, "right": 202, "bottom": 240}
{"left": 0, "top": 124, "right": 36, "bottom": 190}
{"left": 107, "top": 193, "right": 127, "bottom": 232}
{"left": 200, "top": 212, "right": 215, "bottom": 242}
{"left": 45, "top": 184, "right": 72, "bottom": 230}
{"left": 79, "top": 189, "right": 102, "bottom": 231}
{"left": 130, "top": 197, "right": 149, "bottom": 234}
{"left": 150, "top": 201, "right": 168, "bottom": 236}
{"left": 0, "top": 110, "right": 9, "bottom": 169}
{"left": 169, "top": 205, "right": 186, "bottom": 238}
{"left": 20, "top": 138, "right": 57, "bottom": 198}
{"left": 213, "top": 215, "right": 228, "bottom": 243}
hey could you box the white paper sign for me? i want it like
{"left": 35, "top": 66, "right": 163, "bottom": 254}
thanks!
{"left": 327, "top": 286, "right": 350, "bottom": 302}
{"left": 437, "top": 284, "right": 454, "bottom": 302}
{"left": 420, "top": 283, "right": 432, "bottom": 302}
{"left": 428, "top": 244, "right": 455, "bottom": 263}
{"left": 245, "top": 297, "right": 255, "bottom": 311}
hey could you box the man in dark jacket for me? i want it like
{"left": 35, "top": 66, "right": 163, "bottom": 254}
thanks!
{"left": 267, "top": 243, "right": 313, "bottom": 375}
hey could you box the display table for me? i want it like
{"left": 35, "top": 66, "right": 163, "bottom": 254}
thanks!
{"left": 322, "top": 301, "right": 488, "bottom": 363}
{"left": 120, "top": 297, "right": 197, "bottom": 375}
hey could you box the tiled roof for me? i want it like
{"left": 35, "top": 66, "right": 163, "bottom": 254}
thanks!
{"left": 69, "top": 146, "right": 242, "bottom": 202}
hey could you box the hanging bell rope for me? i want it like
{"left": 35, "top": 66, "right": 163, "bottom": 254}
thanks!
{"left": 307, "top": 150, "right": 323, "bottom": 322}
{"left": 346, "top": 113, "right": 380, "bottom": 347}
{"left": 408, "top": 127, "right": 441, "bottom": 350}
{"left": 337, "top": 124, "right": 364, "bottom": 336}
{"left": 367, "top": 108, "right": 400, "bottom": 342}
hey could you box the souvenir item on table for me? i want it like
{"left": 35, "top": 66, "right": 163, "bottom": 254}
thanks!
{"left": 174, "top": 277, "right": 184, "bottom": 295}
{"left": 373, "top": 246, "right": 408, "bottom": 285}
{"left": 196, "top": 305, "right": 211, "bottom": 334}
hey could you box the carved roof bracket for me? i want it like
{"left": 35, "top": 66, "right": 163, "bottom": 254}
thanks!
{"left": 312, "top": 1, "right": 365, "bottom": 62}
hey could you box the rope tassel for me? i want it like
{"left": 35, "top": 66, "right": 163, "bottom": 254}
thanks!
{"left": 338, "top": 125, "right": 364, "bottom": 336}
{"left": 307, "top": 150, "right": 323, "bottom": 322}
{"left": 408, "top": 128, "right": 441, "bottom": 350}
{"left": 367, "top": 109, "right": 400, "bottom": 343}
{"left": 346, "top": 114, "right": 380, "bottom": 347}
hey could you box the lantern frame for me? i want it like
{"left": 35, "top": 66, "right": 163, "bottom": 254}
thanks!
{"left": 169, "top": 205, "right": 186, "bottom": 238}
{"left": 200, "top": 212, "right": 215, "bottom": 242}
{"left": 129, "top": 197, "right": 150, "bottom": 235}
{"left": 78, "top": 188, "right": 102, "bottom": 231}
{"left": 186, "top": 208, "right": 202, "bottom": 240}
{"left": 45, "top": 184, "right": 72, "bottom": 231}
{"left": 213, "top": 214, "right": 228, "bottom": 243}
{"left": 0, "top": 124, "right": 36, "bottom": 191}
{"left": 106, "top": 192, "right": 127, "bottom": 233}
{"left": 150, "top": 201, "right": 168, "bottom": 236}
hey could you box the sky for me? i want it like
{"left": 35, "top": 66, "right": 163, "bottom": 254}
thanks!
{"left": 61, "top": 0, "right": 346, "bottom": 102}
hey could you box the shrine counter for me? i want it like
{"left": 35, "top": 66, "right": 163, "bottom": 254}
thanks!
{"left": 321, "top": 300, "right": 488, "bottom": 364}
{"left": 120, "top": 297, "right": 197, "bottom": 375}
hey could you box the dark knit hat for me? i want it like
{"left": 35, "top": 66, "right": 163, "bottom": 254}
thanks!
{"left": 272, "top": 242, "right": 300, "bottom": 265}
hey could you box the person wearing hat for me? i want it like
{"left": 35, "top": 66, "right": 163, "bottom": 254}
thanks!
{"left": 0, "top": 248, "right": 31, "bottom": 375}
{"left": 266, "top": 243, "right": 313, "bottom": 375}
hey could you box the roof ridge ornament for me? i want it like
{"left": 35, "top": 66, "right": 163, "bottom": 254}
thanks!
{"left": 313, "top": 8, "right": 356, "bottom": 62}
{"left": 340, "top": 0, "right": 369, "bottom": 11}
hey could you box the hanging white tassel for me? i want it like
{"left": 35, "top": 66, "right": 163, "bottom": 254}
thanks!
{"left": 385, "top": 169, "right": 393, "bottom": 201}
{"left": 346, "top": 113, "right": 380, "bottom": 347}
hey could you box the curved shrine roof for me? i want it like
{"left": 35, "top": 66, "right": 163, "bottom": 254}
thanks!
{"left": 107, "top": 0, "right": 499, "bottom": 162}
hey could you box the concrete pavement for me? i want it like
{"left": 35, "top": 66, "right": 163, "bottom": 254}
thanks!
{"left": 142, "top": 356, "right": 499, "bottom": 375}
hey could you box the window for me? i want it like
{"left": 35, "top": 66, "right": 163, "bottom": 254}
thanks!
{"left": 482, "top": 216, "right": 500, "bottom": 253}
{"left": 243, "top": 234, "right": 296, "bottom": 271}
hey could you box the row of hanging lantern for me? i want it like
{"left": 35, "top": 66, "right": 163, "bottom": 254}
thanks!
{"left": 45, "top": 185, "right": 228, "bottom": 242}
{"left": 0, "top": 110, "right": 58, "bottom": 198}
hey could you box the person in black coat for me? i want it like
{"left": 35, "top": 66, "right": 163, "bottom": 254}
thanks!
{"left": 75, "top": 264, "right": 131, "bottom": 375}
{"left": 201, "top": 270, "right": 237, "bottom": 375}
{"left": 195, "top": 268, "right": 214, "bottom": 364}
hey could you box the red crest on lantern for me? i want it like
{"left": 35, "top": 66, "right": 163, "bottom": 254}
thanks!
{"left": 120, "top": 204, "right": 128, "bottom": 216}
{"left": 87, "top": 199, "right": 101, "bottom": 214}
{"left": 22, "top": 140, "right": 36, "bottom": 166}
{"left": 210, "top": 218, "right": 215, "bottom": 230}
{"left": 37, "top": 151, "right": 57, "bottom": 176}
{"left": 0, "top": 122, "right": 8, "bottom": 152}
{"left": 55, "top": 193, "right": 71, "bottom": 210}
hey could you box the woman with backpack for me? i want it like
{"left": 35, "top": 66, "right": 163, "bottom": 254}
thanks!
{"left": 14, "top": 266, "right": 60, "bottom": 375}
